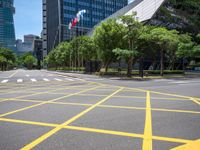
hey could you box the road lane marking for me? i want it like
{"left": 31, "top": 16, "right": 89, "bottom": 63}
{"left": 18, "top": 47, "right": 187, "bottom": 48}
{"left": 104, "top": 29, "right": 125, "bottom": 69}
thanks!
{"left": 190, "top": 98, "right": 200, "bottom": 106}
{"left": 1, "top": 79, "right": 8, "bottom": 83}
{"left": 43, "top": 78, "right": 50, "bottom": 82}
{"left": 171, "top": 139, "right": 200, "bottom": 150}
{"left": 54, "top": 78, "right": 62, "bottom": 81}
{"left": 142, "top": 91, "right": 152, "bottom": 150}
{"left": 21, "top": 87, "right": 124, "bottom": 150}
{"left": 31, "top": 79, "right": 37, "bottom": 82}
{"left": 17, "top": 79, "right": 23, "bottom": 83}
{"left": 8, "top": 70, "right": 18, "bottom": 78}
{"left": 1, "top": 98, "right": 200, "bottom": 114}
{"left": 65, "top": 78, "right": 74, "bottom": 81}
{"left": 0, "top": 118, "right": 192, "bottom": 144}
{"left": 26, "top": 75, "right": 30, "bottom": 77}
{"left": 0, "top": 84, "right": 102, "bottom": 118}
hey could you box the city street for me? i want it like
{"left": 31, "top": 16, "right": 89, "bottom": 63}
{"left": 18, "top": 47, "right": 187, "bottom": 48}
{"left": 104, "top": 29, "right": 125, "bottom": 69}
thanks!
{"left": 0, "top": 69, "right": 200, "bottom": 150}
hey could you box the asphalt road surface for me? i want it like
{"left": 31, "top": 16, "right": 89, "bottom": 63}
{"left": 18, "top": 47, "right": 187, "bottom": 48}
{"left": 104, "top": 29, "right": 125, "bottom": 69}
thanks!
{"left": 0, "top": 69, "right": 199, "bottom": 150}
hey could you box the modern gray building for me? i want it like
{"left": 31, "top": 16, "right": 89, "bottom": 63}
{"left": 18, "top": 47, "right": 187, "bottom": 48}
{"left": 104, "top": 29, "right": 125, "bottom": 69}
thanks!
{"left": 0, "top": 0, "right": 16, "bottom": 51}
{"left": 88, "top": 0, "right": 166, "bottom": 35}
{"left": 42, "top": 0, "right": 128, "bottom": 58}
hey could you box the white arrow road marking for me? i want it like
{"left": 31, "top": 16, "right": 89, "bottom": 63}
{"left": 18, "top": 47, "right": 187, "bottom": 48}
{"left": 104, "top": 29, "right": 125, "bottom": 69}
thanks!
{"left": 31, "top": 79, "right": 37, "bottom": 82}
{"left": 55, "top": 78, "right": 62, "bottom": 81}
{"left": 1, "top": 80, "right": 8, "bottom": 83}
{"left": 43, "top": 78, "right": 50, "bottom": 82}
{"left": 17, "top": 79, "right": 23, "bottom": 83}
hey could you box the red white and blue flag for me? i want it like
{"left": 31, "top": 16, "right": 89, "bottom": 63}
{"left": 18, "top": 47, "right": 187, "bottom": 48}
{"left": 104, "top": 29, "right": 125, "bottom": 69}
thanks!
{"left": 68, "top": 10, "right": 86, "bottom": 30}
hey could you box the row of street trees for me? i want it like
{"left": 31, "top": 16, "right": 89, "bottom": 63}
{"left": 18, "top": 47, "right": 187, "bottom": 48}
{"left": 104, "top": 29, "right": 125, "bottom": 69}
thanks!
{"left": 45, "top": 36, "right": 97, "bottom": 70}
{"left": 17, "top": 52, "right": 37, "bottom": 69}
{"left": 0, "top": 47, "right": 16, "bottom": 71}
{"left": 0, "top": 47, "right": 37, "bottom": 71}
{"left": 45, "top": 14, "right": 200, "bottom": 77}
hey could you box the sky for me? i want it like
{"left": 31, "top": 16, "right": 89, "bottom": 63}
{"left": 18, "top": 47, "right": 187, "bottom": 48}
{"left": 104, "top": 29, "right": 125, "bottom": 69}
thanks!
{"left": 14, "top": 0, "right": 42, "bottom": 41}
{"left": 14, "top": 0, "right": 133, "bottom": 41}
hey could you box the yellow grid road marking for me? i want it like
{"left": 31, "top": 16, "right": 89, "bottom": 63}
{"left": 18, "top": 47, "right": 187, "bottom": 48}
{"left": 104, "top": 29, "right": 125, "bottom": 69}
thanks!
{"left": 191, "top": 98, "right": 200, "bottom": 106}
{"left": 1, "top": 98, "right": 200, "bottom": 115}
{"left": 171, "top": 139, "right": 200, "bottom": 150}
{"left": 0, "top": 85, "right": 103, "bottom": 117}
{"left": 21, "top": 87, "right": 124, "bottom": 150}
{"left": 142, "top": 91, "right": 153, "bottom": 150}
{"left": 0, "top": 117, "right": 192, "bottom": 144}
{"left": 0, "top": 80, "right": 86, "bottom": 99}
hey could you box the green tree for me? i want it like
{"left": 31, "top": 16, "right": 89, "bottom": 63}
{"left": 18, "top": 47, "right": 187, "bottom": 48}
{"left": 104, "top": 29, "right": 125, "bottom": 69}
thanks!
{"left": 115, "top": 14, "right": 142, "bottom": 77}
{"left": 0, "top": 47, "right": 16, "bottom": 71}
{"left": 142, "top": 27, "right": 179, "bottom": 76}
{"left": 93, "top": 18, "right": 125, "bottom": 72}
{"left": 69, "top": 36, "right": 97, "bottom": 69}
{"left": 24, "top": 55, "right": 37, "bottom": 69}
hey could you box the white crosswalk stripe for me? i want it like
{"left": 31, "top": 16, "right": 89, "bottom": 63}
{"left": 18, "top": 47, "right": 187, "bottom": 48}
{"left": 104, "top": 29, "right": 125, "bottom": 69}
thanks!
{"left": 43, "top": 78, "right": 50, "bottom": 82}
{"left": 170, "top": 81, "right": 189, "bottom": 84}
{"left": 31, "top": 78, "right": 37, "bottom": 82}
{"left": 17, "top": 79, "right": 23, "bottom": 83}
{"left": 1, "top": 79, "right": 8, "bottom": 83}
{"left": 54, "top": 78, "right": 62, "bottom": 81}
{"left": 65, "top": 78, "right": 74, "bottom": 81}
{"left": 74, "top": 78, "right": 83, "bottom": 81}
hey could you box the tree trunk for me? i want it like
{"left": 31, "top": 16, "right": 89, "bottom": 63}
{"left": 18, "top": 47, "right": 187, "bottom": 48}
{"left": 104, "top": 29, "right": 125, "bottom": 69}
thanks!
{"left": 139, "top": 57, "right": 144, "bottom": 78}
{"left": 105, "top": 63, "right": 109, "bottom": 73}
{"left": 127, "top": 56, "right": 133, "bottom": 77}
{"left": 160, "top": 49, "right": 164, "bottom": 76}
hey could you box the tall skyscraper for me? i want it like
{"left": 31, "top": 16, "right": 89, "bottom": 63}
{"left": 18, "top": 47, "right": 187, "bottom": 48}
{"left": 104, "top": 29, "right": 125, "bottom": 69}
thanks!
{"left": 42, "top": 0, "right": 128, "bottom": 57}
{"left": 0, "top": 0, "right": 16, "bottom": 51}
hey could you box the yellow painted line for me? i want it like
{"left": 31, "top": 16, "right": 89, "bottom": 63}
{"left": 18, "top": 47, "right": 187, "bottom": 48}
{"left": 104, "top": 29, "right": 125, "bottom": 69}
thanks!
{"left": 142, "top": 91, "right": 152, "bottom": 150}
{"left": 64, "top": 126, "right": 144, "bottom": 138}
{"left": 21, "top": 87, "right": 124, "bottom": 150}
{"left": 171, "top": 139, "right": 200, "bottom": 150}
{"left": 2, "top": 98, "right": 200, "bottom": 115}
{"left": 8, "top": 70, "right": 18, "bottom": 78}
{"left": 0, "top": 118, "right": 57, "bottom": 127}
{"left": 191, "top": 98, "right": 200, "bottom": 106}
{"left": 0, "top": 99, "right": 10, "bottom": 103}
{"left": 151, "top": 108, "right": 200, "bottom": 114}
{"left": 150, "top": 91, "right": 199, "bottom": 100}
{"left": 0, "top": 118, "right": 192, "bottom": 144}
{"left": 0, "top": 81, "right": 82, "bottom": 97}
{"left": 113, "top": 84, "right": 200, "bottom": 101}
{"left": 100, "top": 105, "right": 146, "bottom": 111}
{"left": 0, "top": 85, "right": 103, "bottom": 117}
{"left": 152, "top": 136, "right": 192, "bottom": 144}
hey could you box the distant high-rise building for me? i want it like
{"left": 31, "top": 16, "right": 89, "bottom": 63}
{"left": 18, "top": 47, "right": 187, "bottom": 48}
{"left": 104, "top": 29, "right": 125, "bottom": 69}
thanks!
{"left": 16, "top": 34, "right": 39, "bottom": 53}
{"left": 0, "top": 0, "right": 16, "bottom": 51}
{"left": 42, "top": 0, "right": 128, "bottom": 57}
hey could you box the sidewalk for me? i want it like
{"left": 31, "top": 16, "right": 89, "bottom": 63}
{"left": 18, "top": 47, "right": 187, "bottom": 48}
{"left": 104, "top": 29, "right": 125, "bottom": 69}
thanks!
{"left": 45, "top": 69, "right": 200, "bottom": 81}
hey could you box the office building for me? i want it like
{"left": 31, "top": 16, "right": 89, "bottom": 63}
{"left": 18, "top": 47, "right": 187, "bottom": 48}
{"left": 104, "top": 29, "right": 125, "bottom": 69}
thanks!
{"left": 16, "top": 34, "right": 39, "bottom": 54}
{"left": 0, "top": 0, "right": 16, "bottom": 51}
{"left": 33, "top": 37, "right": 43, "bottom": 69}
{"left": 42, "top": 0, "right": 128, "bottom": 57}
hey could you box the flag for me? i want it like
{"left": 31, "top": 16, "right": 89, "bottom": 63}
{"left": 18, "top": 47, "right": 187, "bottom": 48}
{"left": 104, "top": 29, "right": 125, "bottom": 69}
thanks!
{"left": 68, "top": 22, "right": 72, "bottom": 30}
{"left": 71, "top": 18, "right": 78, "bottom": 28}
{"left": 77, "top": 10, "right": 86, "bottom": 21}
{"left": 68, "top": 10, "right": 86, "bottom": 30}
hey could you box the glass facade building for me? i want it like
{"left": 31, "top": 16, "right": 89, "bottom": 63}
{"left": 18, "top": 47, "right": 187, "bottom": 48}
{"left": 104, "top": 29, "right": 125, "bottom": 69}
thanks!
{"left": 42, "top": 0, "right": 128, "bottom": 56}
{"left": 0, "top": 0, "right": 16, "bottom": 51}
